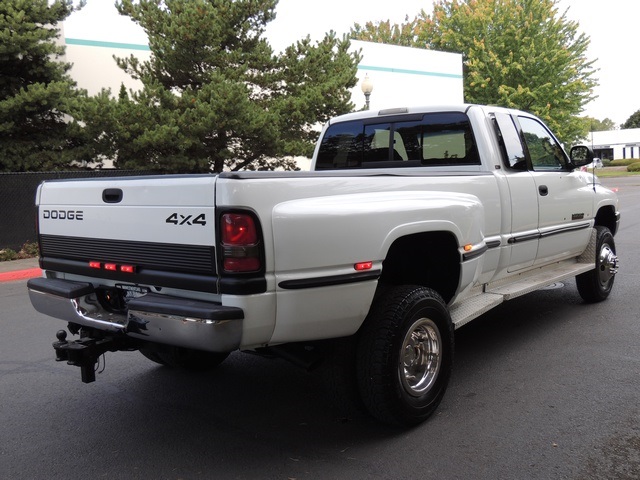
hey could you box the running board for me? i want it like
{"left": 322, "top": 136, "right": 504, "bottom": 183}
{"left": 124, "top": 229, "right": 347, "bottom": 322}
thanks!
{"left": 450, "top": 261, "right": 595, "bottom": 329}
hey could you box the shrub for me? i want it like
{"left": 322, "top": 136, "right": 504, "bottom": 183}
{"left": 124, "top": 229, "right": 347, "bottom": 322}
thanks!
{"left": 627, "top": 162, "right": 640, "bottom": 172}
{"left": 0, "top": 242, "right": 39, "bottom": 262}
{"left": 609, "top": 159, "right": 640, "bottom": 167}
{"left": 602, "top": 159, "right": 612, "bottom": 167}
{"left": 18, "top": 241, "right": 39, "bottom": 259}
{"left": 0, "top": 249, "right": 18, "bottom": 262}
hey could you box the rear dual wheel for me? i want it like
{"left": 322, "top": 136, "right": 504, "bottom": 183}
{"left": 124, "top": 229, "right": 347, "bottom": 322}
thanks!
{"left": 357, "top": 286, "right": 454, "bottom": 426}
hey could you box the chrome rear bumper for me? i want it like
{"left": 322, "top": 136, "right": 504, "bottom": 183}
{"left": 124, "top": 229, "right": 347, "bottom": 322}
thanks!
{"left": 27, "top": 277, "right": 243, "bottom": 352}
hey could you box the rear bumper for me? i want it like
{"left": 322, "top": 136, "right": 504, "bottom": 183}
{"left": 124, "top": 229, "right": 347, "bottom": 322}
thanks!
{"left": 27, "top": 277, "right": 243, "bottom": 352}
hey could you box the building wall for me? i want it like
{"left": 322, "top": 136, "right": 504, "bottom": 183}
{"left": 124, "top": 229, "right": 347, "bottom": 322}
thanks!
{"left": 65, "top": 39, "right": 150, "bottom": 96}
{"left": 589, "top": 129, "right": 640, "bottom": 160}
{"left": 61, "top": 32, "right": 463, "bottom": 109}
{"left": 351, "top": 40, "right": 463, "bottom": 110}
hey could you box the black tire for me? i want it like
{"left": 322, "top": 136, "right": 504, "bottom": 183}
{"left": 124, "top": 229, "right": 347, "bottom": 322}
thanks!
{"left": 576, "top": 226, "right": 618, "bottom": 303}
{"left": 356, "top": 286, "right": 454, "bottom": 426}
{"left": 318, "top": 337, "right": 365, "bottom": 419}
{"left": 140, "top": 344, "right": 229, "bottom": 371}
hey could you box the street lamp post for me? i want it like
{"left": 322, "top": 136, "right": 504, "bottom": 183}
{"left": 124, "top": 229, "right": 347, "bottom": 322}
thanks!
{"left": 361, "top": 73, "right": 373, "bottom": 110}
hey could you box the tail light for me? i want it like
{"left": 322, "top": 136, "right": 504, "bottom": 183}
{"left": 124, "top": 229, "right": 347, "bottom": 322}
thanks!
{"left": 220, "top": 212, "right": 262, "bottom": 273}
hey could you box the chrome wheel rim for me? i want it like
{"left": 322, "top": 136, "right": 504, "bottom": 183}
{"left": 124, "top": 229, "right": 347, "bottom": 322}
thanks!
{"left": 399, "top": 317, "right": 441, "bottom": 397}
{"left": 598, "top": 244, "right": 618, "bottom": 287}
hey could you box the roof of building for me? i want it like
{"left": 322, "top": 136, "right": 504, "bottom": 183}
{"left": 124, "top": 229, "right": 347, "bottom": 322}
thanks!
{"left": 590, "top": 128, "right": 640, "bottom": 147}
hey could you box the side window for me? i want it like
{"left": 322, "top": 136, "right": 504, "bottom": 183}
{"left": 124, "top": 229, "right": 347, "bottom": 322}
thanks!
{"left": 410, "top": 113, "right": 479, "bottom": 165}
{"left": 493, "top": 112, "right": 527, "bottom": 170}
{"left": 315, "top": 121, "right": 365, "bottom": 169}
{"left": 518, "top": 116, "right": 567, "bottom": 171}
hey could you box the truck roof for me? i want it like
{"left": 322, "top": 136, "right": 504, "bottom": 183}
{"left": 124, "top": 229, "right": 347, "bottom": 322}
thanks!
{"left": 326, "top": 104, "right": 529, "bottom": 126}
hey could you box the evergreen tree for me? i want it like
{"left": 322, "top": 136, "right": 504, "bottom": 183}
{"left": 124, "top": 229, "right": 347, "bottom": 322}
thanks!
{"left": 89, "top": 0, "right": 360, "bottom": 173}
{"left": 351, "top": 0, "right": 597, "bottom": 146}
{"left": 0, "top": 0, "right": 88, "bottom": 172}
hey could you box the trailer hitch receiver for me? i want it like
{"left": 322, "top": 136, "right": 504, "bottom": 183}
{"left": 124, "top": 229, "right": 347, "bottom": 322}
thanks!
{"left": 52, "top": 329, "right": 136, "bottom": 383}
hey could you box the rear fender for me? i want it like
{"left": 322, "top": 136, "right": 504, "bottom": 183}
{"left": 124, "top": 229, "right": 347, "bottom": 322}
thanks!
{"left": 272, "top": 190, "right": 485, "bottom": 275}
{"left": 268, "top": 191, "right": 485, "bottom": 343}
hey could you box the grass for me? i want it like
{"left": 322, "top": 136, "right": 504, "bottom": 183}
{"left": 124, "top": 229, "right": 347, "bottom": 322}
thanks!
{"left": 593, "top": 168, "right": 640, "bottom": 178}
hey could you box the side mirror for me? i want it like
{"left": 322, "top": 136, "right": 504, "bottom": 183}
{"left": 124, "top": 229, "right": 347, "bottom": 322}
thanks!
{"left": 569, "top": 145, "right": 594, "bottom": 168}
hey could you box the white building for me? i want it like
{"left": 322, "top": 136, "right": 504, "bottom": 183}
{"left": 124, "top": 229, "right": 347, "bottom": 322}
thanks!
{"left": 59, "top": 17, "right": 463, "bottom": 108}
{"left": 350, "top": 40, "right": 463, "bottom": 110}
{"left": 588, "top": 129, "right": 640, "bottom": 161}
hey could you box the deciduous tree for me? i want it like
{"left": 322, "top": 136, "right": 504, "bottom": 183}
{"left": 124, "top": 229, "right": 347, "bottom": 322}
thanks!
{"left": 621, "top": 110, "right": 640, "bottom": 129}
{"left": 351, "top": 17, "right": 421, "bottom": 47}
{"left": 584, "top": 116, "right": 617, "bottom": 132}
{"left": 351, "top": 0, "right": 597, "bottom": 146}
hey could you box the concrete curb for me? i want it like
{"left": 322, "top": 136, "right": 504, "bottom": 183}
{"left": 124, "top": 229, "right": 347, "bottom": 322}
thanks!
{"left": 0, "top": 268, "right": 42, "bottom": 283}
{"left": 0, "top": 258, "right": 42, "bottom": 283}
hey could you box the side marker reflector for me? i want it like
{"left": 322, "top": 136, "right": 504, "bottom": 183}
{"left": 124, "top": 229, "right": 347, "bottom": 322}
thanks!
{"left": 354, "top": 261, "right": 373, "bottom": 271}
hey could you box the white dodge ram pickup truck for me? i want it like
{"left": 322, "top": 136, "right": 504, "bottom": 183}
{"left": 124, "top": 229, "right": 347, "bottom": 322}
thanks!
{"left": 28, "top": 104, "right": 620, "bottom": 426}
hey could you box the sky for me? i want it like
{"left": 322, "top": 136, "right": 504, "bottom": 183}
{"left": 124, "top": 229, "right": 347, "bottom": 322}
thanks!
{"left": 63, "top": 0, "right": 640, "bottom": 126}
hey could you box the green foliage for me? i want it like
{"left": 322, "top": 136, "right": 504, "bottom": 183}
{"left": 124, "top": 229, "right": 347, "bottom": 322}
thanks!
{"left": 584, "top": 116, "right": 617, "bottom": 132}
{"left": 19, "top": 240, "right": 39, "bottom": 257}
{"left": 0, "top": 0, "right": 90, "bottom": 172}
{"left": 627, "top": 162, "right": 640, "bottom": 172}
{"left": 621, "top": 110, "right": 640, "bottom": 129}
{"left": 351, "top": 0, "right": 597, "bottom": 146}
{"left": 83, "top": 0, "right": 360, "bottom": 173}
{"left": 0, "top": 241, "right": 39, "bottom": 262}
{"left": 609, "top": 159, "right": 638, "bottom": 166}
{"left": 0, "top": 248, "right": 17, "bottom": 262}
{"left": 272, "top": 32, "right": 360, "bottom": 160}
{"left": 351, "top": 16, "right": 421, "bottom": 47}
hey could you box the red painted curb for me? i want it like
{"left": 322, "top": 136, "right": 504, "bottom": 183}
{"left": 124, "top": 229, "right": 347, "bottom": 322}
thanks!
{"left": 0, "top": 268, "right": 42, "bottom": 283}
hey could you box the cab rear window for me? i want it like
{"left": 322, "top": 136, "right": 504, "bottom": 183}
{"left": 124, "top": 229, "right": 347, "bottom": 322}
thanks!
{"left": 315, "top": 112, "right": 480, "bottom": 170}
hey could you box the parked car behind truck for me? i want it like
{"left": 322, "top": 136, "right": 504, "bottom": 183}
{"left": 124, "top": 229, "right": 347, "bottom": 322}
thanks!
{"left": 28, "top": 104, "right": 620, "bottom": 426}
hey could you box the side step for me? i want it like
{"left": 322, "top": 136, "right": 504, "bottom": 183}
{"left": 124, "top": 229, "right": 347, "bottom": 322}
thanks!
{"left": 450, "top": 261, "right": 594, "bottom": 329}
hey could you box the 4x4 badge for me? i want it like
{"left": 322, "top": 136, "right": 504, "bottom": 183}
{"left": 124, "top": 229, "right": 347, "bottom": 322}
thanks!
{"left": 165, "top": 213, "right": 207, "bottom": 226}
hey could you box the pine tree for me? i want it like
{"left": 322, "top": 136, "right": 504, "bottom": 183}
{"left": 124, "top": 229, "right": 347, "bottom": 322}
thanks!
{"left": 89, "top": 0, "right": 360, "bottom": 173}
{"left": 0, "top": 0, "right": 88, "bottom": 172}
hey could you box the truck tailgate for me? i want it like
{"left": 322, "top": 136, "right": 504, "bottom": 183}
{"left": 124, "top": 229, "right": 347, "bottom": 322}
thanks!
{"left": 36, "top": 175, "right": 219, "bottom": 292}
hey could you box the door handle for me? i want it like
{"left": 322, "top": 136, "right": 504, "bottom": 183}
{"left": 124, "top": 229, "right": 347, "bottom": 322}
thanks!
{"left": 103, "top": 188, "right": 123, "bottom": 203}
{"left": 538, "top": 185, "right": 548, "bottom": 196}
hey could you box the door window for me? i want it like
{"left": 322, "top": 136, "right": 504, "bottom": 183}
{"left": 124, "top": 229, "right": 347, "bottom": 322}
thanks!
{"left": 518, "top": 117, "right": 567, "bottom": 171}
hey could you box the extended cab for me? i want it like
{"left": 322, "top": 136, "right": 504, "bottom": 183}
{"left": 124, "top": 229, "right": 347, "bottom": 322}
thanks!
{"left": 28, "top": 105, "right": 620, "bottom": 426}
